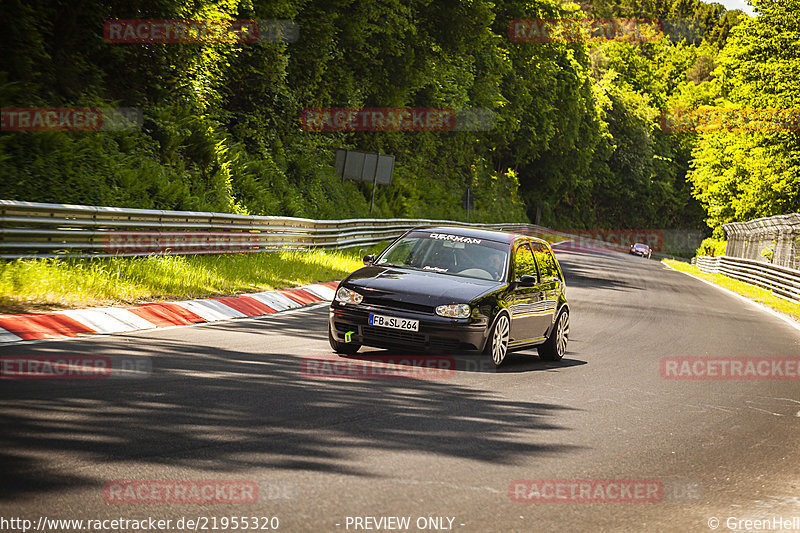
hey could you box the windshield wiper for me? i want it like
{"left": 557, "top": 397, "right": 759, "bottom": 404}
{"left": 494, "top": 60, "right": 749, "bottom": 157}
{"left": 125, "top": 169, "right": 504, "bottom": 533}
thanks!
{"left": 378, "top": 262, "right": 414, "bottom": 269}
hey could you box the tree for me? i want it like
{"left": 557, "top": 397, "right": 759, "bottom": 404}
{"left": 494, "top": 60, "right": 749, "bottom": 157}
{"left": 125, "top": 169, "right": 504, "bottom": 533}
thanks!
{"left": 689, "top": 0, "right": 800, "bottom": 231}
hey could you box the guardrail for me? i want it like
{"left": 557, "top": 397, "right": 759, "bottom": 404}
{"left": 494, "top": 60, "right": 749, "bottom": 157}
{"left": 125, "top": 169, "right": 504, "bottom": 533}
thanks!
{"left": 1, "top": 200, "right": 550, "bottom": 259}
{"left": 692, "top": 255, "right": 800, "bottom": 303}
{"left": 1, "top": 200, "right": 681, "bottom": 260}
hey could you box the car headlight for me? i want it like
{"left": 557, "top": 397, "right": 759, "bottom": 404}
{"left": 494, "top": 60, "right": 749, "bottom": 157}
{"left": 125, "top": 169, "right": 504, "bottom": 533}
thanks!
{"left": 435, "top": 303, "right": 471, "bottom": 318}
{"left": 335, "top": 286, "right": 363, "bottom": 305}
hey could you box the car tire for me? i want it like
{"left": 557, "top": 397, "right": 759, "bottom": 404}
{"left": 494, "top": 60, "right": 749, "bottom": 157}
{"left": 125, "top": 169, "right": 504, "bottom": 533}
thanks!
{"left": 328, "top": 323, "right": 361, "bottom": 355}
{"left": 538, "top": 309, "right": 569, "bottom": 361}
{"left": 484, "top": 313, "right": 510, "bottom": 366}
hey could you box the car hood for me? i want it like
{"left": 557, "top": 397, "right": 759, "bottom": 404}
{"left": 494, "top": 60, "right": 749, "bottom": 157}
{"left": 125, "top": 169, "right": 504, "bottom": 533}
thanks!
{"left": 343, "top": 265, "right": 499, "bottom": 307}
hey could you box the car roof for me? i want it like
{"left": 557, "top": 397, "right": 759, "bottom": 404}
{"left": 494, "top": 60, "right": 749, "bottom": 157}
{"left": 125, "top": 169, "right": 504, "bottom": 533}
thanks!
{"left": 410, "top": 226, "right": 550, "bottom": 246}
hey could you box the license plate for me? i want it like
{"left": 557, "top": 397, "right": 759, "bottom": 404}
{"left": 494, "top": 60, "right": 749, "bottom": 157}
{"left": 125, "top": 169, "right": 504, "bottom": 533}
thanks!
{"left": 368, "top": 314, "right": 419, "bottom": 332}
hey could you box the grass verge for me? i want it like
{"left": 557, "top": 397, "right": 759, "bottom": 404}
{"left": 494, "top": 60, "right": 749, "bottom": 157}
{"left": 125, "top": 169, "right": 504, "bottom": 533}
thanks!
{"left": 0, "top": 244, "right": 387, "bottom": 315}
{"left": 662, "top": 259, "right": 800, "bottom": 323}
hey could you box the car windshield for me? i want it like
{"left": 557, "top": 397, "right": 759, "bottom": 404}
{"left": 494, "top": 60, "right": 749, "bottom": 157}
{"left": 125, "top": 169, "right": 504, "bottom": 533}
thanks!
{"left": 376, "top": 231, "right": 508, "bottom": 282}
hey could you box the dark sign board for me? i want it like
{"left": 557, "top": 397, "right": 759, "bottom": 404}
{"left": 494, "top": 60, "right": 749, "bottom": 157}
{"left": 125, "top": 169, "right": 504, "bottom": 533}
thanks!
{"left": 335, "top": 149, "right": 395, "bottom": 184}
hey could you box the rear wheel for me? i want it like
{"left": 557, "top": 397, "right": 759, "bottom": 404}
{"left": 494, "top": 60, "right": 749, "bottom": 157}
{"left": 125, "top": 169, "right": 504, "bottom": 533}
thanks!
{"left": 484, "top": 313, "right": 510, "bottom": 366}
{"left": 538, "top": 309, "right": 569, "bottom": 361}
{"left": 328, "top": 323, "right": 361, "bottom": 355}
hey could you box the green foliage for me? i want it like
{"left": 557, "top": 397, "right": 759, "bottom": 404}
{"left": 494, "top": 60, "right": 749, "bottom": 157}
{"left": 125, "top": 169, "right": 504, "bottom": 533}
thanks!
{"left": 760, "top": 240, "right": 776, "bottom": 262}
{"left": 696, "top": 237, "right": 727, "bottom": 256}
{"left": 687, "top": 0, "right": 800, "bottom": 232}
{"left": 0, "top": 0, "right": 533, "bottom": 223}
{"left": 0, "top": 0, "right": 763, "bottom": 233}
{"left": 0, "top": 244, "right": 386, "bottom": 313}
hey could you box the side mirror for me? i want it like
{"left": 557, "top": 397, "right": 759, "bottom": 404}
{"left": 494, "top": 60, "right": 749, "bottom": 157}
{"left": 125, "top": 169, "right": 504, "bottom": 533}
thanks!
{"left": 518, "top": 274, "right": 537, "bottom": 286}
{"left": 363, "top": 254, "right": 375, "bottom": 266}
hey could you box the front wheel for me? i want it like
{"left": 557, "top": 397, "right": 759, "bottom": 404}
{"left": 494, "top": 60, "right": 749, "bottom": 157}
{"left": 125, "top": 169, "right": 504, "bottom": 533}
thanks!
{"left": 328, "top": 323, "right": 360, "bottom": 355}
{"left": 484, "top": 313, "right": 510, "bottom": 366}
{"left": 538, "top": 309, "right": 569, "bottom": 361}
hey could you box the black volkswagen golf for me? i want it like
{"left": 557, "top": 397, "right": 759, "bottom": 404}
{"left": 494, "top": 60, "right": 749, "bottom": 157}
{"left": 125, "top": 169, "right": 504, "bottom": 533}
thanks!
{"left": 328, "top": 227, "right": 569, "bottom": 366}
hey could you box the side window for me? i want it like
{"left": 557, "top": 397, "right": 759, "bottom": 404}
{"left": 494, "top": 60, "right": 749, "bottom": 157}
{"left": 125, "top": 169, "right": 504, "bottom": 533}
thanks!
{"left": 532, "top": 243, "right": 560, "bottom": 281}
{"left": 514, "top": 244, "right": 538, "bottom": 281}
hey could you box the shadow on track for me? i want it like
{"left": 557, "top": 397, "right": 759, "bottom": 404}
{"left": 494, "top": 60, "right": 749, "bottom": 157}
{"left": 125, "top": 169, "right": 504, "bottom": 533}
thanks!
{"left": 0, "top": 310, "right": 584, "bottom": 500}
{"left": 337, "top": 350, "right": 586, "bottom": 374}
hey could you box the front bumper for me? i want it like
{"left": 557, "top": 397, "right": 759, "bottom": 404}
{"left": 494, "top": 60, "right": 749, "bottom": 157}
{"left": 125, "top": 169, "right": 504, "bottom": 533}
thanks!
{"left": 329, "top": 301, "right": 488, "bottom": 353}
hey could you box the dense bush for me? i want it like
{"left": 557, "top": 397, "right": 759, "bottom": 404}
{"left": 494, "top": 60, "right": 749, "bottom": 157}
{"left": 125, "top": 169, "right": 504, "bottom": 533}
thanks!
{"left": 0, "top": 0, "right": 759, "bottom": 231}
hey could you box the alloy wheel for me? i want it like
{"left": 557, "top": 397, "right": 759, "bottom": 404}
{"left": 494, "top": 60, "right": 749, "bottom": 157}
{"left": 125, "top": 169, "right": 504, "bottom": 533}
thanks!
{"left": 492, "top": 314, "right": 510, "bottom": 365}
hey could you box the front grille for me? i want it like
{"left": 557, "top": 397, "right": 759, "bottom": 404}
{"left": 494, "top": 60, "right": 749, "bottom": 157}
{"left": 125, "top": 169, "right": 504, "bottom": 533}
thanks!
{"left": 361, "top": 297, "right": 434, "bottom": 314}
{"left": 428, "top": 337, "right": 461, "bottom": 350}
{"left": 363, "top": 325, "right": 427, "bottom": 346}
{"left": 361, "top": 326, "right": 463, "bottom": 351}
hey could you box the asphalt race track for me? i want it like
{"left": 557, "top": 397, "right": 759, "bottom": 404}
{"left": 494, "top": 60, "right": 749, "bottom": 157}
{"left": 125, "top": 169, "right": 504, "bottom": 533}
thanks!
{"left": 1, "top": 249, "right": 799, "bottom": 532}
